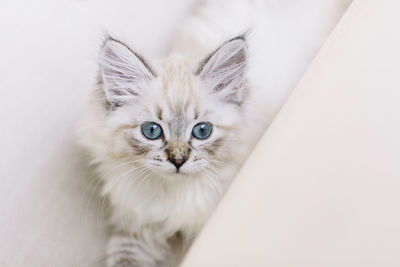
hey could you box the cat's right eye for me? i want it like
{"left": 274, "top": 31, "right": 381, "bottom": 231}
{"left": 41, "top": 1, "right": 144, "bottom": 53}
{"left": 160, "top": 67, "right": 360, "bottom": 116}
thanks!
{"left": 141, "top": 122, "right": 163, "bottom": 140}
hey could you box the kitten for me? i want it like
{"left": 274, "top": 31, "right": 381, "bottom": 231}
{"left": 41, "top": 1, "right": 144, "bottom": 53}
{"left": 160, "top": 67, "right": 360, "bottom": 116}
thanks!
{"left": 79, "top": 34, "right": 262, "bottom": 267}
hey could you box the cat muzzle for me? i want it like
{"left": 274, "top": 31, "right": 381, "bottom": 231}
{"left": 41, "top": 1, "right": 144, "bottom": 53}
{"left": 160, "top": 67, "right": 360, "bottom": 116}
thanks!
{"left": 165, "top": 146, "right": 191, "bottom": 170}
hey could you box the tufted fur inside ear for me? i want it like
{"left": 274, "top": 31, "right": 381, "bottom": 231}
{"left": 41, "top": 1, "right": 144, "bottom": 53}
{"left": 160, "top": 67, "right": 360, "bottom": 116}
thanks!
{"left": 100, "top": 38, "right": 155, "bottom": 108}
{"left": 197, "top": 36, "right": 248, "bottom": 105}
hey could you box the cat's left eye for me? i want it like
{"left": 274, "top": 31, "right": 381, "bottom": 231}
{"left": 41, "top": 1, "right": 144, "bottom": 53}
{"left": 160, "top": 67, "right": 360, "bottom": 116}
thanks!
{"left": 141, "top": 122, "right": 163, "bottom": 140}
{"left": 192, "top": 122, "right": 212, "bottom": 140}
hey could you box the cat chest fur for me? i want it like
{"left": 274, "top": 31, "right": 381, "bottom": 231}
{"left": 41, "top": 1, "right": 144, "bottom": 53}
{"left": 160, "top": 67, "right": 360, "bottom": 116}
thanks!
{"left": 105, "top": 172, "right": 223, "bottom": 237}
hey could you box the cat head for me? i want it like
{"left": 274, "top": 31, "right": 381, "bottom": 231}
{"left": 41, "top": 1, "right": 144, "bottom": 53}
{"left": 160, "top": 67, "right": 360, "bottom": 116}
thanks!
{"left": 95, "top": 36, "right": 248, "bottom": 181}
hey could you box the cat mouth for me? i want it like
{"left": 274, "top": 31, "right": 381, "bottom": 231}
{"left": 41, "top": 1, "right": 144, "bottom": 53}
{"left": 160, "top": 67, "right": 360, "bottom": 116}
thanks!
{"left": 152, "top": 167, "right": 189, "bottom": 178}
{"left": 173, "top": 169, "right": 187, "bottom": 176}
{"left": 169, "top": 167, "right": 196, "bottom": 178}
{"left": 150, "top": 163, "right": 198, "bottom": 178}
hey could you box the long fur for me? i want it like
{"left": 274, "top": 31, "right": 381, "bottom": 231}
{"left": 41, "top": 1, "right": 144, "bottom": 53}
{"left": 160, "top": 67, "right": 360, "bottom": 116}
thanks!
{"left": 79, "top": 35, "right": 259, "bottom": 266}
{"left": 79, "top": 0, "right": 352, "bottom": 266}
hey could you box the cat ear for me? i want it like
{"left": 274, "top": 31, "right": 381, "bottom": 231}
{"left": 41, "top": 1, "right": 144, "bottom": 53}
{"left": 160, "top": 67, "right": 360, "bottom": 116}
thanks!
{"left": 196, "top": 36, "right": 248, "bottom": 105}
{"left": 100, "top": 38, "right": 155, "bottom": 108}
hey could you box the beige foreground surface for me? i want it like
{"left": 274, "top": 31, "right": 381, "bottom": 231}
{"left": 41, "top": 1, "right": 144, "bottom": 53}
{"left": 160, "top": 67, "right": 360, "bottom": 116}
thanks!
{"left": 181, "top": 0, "right": 400, "bottom": 266}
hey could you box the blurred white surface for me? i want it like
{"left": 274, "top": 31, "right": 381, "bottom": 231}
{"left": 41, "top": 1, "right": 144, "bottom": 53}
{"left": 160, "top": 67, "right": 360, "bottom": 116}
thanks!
{"left": 181, "top": 0, "right": 400, "bottom": 266}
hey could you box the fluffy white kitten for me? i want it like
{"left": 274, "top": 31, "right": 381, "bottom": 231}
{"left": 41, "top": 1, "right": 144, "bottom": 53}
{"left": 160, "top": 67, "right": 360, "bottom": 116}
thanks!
{"left": 79, "top": 0, "right": 352, "bottom": 266}
{"left": 79, "top": 34, "right": 261, "bottom": 267}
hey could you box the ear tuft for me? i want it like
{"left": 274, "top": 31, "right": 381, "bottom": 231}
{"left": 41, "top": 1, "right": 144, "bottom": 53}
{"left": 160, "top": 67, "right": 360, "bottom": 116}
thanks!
{"left": 197, "top": 36, "right": 249, "bottom": 105}
{"left": 100, "top": 37, "right": 155, "bottom": 108}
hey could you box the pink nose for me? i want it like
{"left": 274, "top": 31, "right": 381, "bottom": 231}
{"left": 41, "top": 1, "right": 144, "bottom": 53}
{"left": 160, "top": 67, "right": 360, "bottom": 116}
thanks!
{"left": 168, "top": 156, "right": 187, "bottom": 170}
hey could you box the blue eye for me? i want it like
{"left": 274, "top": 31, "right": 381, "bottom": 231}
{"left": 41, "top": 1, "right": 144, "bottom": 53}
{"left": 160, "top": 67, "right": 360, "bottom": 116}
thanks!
{"left": 141, "top": 122, "right": 163, "bottom": 140}
{"left": 192, "top": 122, "right": 212, "bottom": 140}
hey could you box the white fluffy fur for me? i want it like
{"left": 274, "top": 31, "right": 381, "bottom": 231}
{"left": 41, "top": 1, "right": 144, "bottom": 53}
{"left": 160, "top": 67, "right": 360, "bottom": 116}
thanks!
{"left": 79, "top": 35, "right": 257, "bottom": 266}
{"left": 79, "top": 0, "right": 352, "bottom": 266}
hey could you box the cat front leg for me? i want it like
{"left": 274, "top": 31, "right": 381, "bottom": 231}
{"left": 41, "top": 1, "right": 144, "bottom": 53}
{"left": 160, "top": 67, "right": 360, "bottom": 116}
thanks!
{"left": 106, "top": 228, "right": 171, "bottom": 267}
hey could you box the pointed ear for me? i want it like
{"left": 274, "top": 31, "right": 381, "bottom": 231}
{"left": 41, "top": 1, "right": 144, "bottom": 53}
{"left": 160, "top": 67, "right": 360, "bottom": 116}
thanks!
{"left": 100, "top": 38, "right": 155, "bottom": 108}
{"left": 196, "top": 36, "right": 248, "bottom": 105}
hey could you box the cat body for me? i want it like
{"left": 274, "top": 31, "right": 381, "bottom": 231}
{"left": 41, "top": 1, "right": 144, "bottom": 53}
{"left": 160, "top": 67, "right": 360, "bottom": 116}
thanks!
{"left": 79, "top": 35, "right": 259, "bottom": 266}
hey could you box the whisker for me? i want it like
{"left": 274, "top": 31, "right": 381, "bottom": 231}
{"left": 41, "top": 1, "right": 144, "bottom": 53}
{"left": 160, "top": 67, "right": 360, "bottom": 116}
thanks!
{"left": 95, "top": 162, "right": 149, "bottom": 229}
{"left": 201, "top": 168, "right": 223, "bottom": 195}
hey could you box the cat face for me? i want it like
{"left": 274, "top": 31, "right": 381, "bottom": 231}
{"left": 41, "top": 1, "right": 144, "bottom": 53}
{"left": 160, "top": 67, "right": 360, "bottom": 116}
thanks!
{"left": 99, "top": 36, "right": 248, "bottom": 180}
